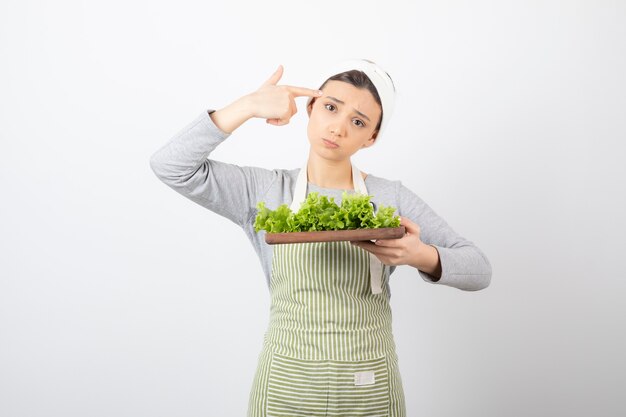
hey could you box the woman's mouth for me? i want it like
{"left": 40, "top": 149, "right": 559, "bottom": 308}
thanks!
{"left": 323, "top": 138, "right": 339, "bottom": 148}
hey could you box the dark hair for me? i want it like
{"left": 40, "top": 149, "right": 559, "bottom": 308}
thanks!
{"left": 319, "top": 70, "right": 384, "bottom": 131}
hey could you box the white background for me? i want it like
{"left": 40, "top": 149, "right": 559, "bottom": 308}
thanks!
{"left": 1, "top": 1, "right": 625, "bottom": 416}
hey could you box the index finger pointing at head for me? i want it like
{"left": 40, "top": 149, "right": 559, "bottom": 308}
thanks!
{"left": 286, "top": 86, "right": 323, "bottom": 97}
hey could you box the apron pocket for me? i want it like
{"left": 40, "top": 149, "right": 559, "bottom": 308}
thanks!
{"left": 266, "top": 352, "right": 390, "bottom": 417}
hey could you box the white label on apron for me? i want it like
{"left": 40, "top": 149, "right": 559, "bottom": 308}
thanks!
{"left": 354, "top": 371, "right": 376, "bottom": 386}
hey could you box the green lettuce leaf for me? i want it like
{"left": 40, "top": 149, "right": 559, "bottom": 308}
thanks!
{"left": 254, "top": 191, "right": 401, "bottom": 233}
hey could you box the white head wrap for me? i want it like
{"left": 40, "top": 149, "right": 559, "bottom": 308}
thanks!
{"left": 307, "top": 59, "right": 396, "bottom": 140}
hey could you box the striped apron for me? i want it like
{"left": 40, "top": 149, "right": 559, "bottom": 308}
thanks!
{"left": 248, "top": 162, "right": 406, "bottom": 417}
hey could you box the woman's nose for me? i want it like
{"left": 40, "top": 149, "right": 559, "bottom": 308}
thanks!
{"left": 329, "top": 122, "right": 346, "bottom": 137}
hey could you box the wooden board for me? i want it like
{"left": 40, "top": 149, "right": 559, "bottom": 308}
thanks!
{"left": 265, "top": 226, "right": 406, "bottom": 245}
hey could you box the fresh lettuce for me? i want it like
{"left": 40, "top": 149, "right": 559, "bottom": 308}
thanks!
{"left": 254, "top": 191, "right": 401, "bottom": 233}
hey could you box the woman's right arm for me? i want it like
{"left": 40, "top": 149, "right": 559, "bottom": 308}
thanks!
{"left": 149, "top": 107, "right": 269, "bottom": 227}
{"left": 149, "top": 65, "right": 322, "bottom": 227}
{"left": 208, "top": 95, "right": 254, "bottom": 134}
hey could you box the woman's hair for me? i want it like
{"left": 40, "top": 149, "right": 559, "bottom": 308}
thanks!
{"left": 319, "top": 69, "right": 385, "bottom": 131}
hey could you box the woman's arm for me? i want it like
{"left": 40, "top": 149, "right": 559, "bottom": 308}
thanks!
{"left": 149, "top": 109, "right": 277, "bottom": 227}
{"left": 208, "top": 96, "right": 254, "bottom": 134}
{"left": 149, "top": 65, "right": 323, "bottom": 227}
{"left": 347, "top": 180, "right": 490, "bottom": 290}
{"left": 408, "top": 242, "right": 442, "bottom": 280}
{"left": 397, "top": 181, "right": 492, "bottom": 291}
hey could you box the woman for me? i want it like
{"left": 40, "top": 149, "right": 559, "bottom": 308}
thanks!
{"left": 150, "top": 59, "right": 492, "bottom": 417}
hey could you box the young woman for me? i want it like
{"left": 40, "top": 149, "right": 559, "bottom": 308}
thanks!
{"left": 150, "top": 59, "right": 492, "bottom": 417}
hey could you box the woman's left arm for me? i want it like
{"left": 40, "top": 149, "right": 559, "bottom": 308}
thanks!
{"left": 352, "top": 181, "right": 492, "bottom": 291}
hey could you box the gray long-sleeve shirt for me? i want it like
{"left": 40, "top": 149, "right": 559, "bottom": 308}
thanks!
{"left": 150, "top": 110, "right": 492, "bottom": 292}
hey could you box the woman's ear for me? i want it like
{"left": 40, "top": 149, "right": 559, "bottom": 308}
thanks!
{"left": 362, "top": 131, "right": 378, "bottom": 148}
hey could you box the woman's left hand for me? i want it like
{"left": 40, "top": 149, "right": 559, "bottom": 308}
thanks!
{"left": 351, "top": 216, "right": 424, "bottom": 267}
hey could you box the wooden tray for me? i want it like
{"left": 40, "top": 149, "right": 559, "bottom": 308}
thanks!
{"left": 265, "top": 226, "right": 406, "bottom": 245}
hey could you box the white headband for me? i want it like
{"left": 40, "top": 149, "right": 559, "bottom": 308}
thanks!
{"left": 307, "top": 59, "right": 396, "bottom": 140}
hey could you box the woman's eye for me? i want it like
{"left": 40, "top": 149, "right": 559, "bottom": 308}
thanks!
{"left": 324, "top": 103, "right": 335, "bottom": 111}
{"left": 353, "top": 119, "right": 365, "bottom": 127}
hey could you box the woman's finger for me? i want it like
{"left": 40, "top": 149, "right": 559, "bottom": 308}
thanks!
{"left": 286, "top": 85, "right": 324, "bottom": 98}
{"left": 266, "top": 118, "right": 283, "bottom": 126}
{"left": 261, "top": 65, "right": 284, "bottom": 87}
{"left": 352, "top": 241, "right": 381, "bottom": 253}
{"left": 288, "top": 95, "right": 297, "bottom": 117}
{"left": 267, "top": 117, "right": 289, "bottom": 126}
{"left": 400, "top": 216, "right": 421, "bottom": 236}
{"left": 374, "top": 239, "right": 395, "bottom": 247}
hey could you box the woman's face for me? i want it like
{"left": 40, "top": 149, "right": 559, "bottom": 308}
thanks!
{"left": 306, "top": 80, "right": 382, "bottom": 161}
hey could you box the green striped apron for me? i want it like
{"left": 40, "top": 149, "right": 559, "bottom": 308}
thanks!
{"left": 248, "top": 162, "right": 406, "bottom": 417}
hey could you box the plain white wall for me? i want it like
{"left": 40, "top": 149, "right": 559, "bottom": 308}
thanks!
{"left": 1, "top": 0, "right": 625, "bottom": 416}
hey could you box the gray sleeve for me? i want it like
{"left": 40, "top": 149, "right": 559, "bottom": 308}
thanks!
{"left": 397, "top": 181, "right": 492, "bottom": 291}
{"left": 149, "top": 110, "right": 278, "bottom": 227}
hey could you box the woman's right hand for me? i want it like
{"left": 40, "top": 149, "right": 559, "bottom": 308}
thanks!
{"left": 246, "top": 65, "right": 323, "bottom": 126}
{"left": 209, "top": 65, "right": 322, "bottom": 134}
